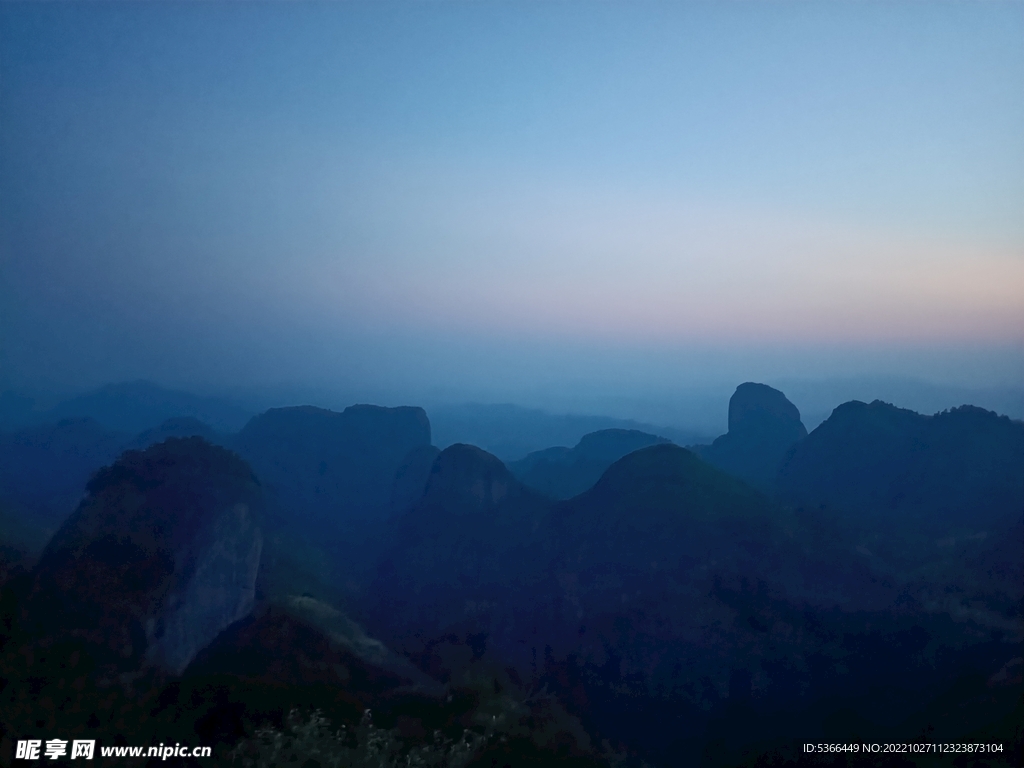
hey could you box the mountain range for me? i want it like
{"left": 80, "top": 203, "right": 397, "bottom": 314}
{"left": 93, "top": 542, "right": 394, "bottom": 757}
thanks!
{"left": 0, "top": 380, "right": 1019, "bottom": 766}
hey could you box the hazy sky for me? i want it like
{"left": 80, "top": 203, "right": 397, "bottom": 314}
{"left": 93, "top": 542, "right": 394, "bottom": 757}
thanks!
{"left": 2, "top": 1, "right": 1023, "bottom": 418}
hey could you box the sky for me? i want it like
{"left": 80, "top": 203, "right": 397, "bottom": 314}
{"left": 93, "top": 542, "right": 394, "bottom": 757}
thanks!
{"left": 1, "top": 1, "right": 1023, "bottom": 427}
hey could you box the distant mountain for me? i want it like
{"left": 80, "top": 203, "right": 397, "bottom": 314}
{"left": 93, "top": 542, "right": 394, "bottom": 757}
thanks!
{"left": 509, "top": 428, "right": 670, "bottom": 499}
{"left": 234, "top": 404, "right": 431, "bottom": 526}
{"left": 695, "top": 382, "right": 807, "bottom": 492}
{"left": 774, "top": 377, "right": 1024, "bottom": 430}
{"left": 371, "top": 442, "right": 878, "bottom": 667}
{"left": 0, "top": 392, "right": 1017, "bottom": 765}
{"left": 547, "top": 444, "right": 885, "bottom": 647}
{"left": 371, "top": 443, "right": 555, "bottom": 651}
{"left": 0, "top": 400, "right": 432, "bottom": 607}
{"left": 0, "top": 418, "right": 129, "bottom": 540}
{"left": 777, "top": 401, "right": 1024, "bottom": 532}
{"left": 0, "top": 432, "right": 604, "bottom": 764}
{"left": 368, "top": 441, "right": 1020, "bottom": 765}
{"left": 44, "top": 380, "right": 252, "bottom": 433}
{"left": 234, "top": 404, "right": 432, "bottom": 604}
{"left": 429, "top": 402, "right": 710, "bottom": 461}
{"left": 0, "top": 415, "right": 231, "bottom": 550}
{"left": 127, "top": 416, "right": 222, "bottom": 450}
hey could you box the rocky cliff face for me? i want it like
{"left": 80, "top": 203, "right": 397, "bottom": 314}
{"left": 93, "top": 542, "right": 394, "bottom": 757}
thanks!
{"left": 144, "top": 499, "right": 262, "bottom": 674}
{"left": 390, "top": 445, "right": 441, "bottom": 517}
{"left": 22, "top": 437, "right": 264, "bottom": 676}
{"left": 697, "top": 382, "right": 807, "bottom": 491}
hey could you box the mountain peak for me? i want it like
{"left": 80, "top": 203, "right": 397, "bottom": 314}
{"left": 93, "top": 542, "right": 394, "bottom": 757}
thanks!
{"left": 29, "top": 436, "right": 264, "bottom": 675}
{"left": 420, "top": 443, "right": 518, "bottom": 514}
{"left": 728, "top": 382, "right": 805, "bottom": 438}
{"left": 697, "top": 383, "right": 806, "bottom": 491}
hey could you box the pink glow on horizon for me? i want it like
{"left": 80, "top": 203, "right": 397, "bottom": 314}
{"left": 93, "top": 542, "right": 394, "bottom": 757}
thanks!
{"left": 296, "top": 178, "right": 1024, "bottom": 347}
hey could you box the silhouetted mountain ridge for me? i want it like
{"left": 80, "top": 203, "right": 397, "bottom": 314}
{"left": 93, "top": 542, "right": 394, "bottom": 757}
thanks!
{"left": 509, "top": 428, "right": 671, "bottom": 499}
{"left": 778, "top": 399, "right": 1024, "bottom": 532}
{"left": 45, "top": 380, "right": 251, "bottom": 433}
{"left": 430, "top": 402, "right": 709, "bottom": 461}
{"left": 0, "top": 382, "right": 1020, "bottom": 766}
{"left": 370, "top": 442, "right": 889, "bottom": 674}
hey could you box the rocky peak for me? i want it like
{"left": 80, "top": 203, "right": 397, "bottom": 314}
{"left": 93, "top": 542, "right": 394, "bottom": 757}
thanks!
{"left": 728, "top": 382, "right": 806, "bottom": 443}
{"left": 697, "top": 383, "right": 807, "bottom": 491}
{"left": 234, "top": 404, "right": 431, "bottom": 524}
{"left": 26, "top": 436, "right": 264, "bottom": 675}
{"left": 420, "top": 443, "right": 516, "bottom": 515}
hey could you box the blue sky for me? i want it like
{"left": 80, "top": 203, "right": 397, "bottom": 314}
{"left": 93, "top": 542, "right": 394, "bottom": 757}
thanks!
{"left": 1, "top": 1, "right": 1022, "bottom": 421}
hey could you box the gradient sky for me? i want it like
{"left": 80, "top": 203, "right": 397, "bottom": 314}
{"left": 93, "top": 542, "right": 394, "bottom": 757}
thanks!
{"left": 1, "top": 1, "right": 1022, "bottom": 421}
